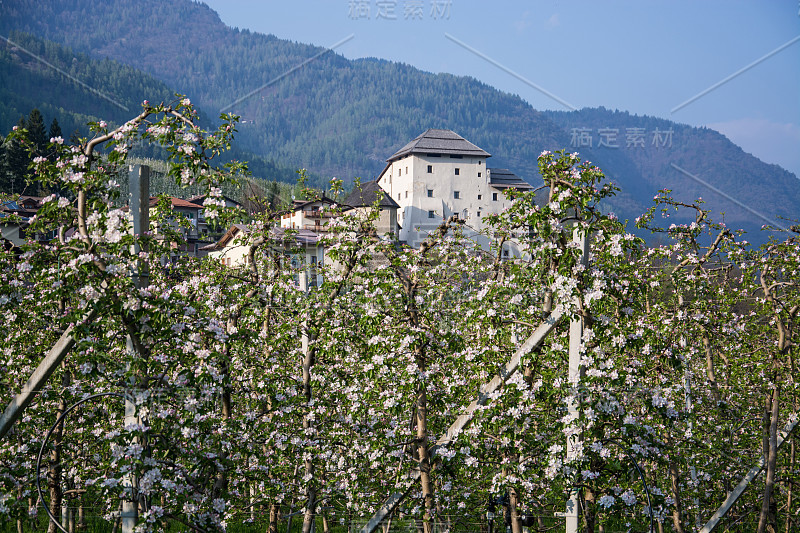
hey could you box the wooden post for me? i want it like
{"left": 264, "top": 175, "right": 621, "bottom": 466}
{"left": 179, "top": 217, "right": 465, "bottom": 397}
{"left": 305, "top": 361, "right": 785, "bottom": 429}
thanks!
{"left": 565, "top": 228, "right": 589, "bottom": 533}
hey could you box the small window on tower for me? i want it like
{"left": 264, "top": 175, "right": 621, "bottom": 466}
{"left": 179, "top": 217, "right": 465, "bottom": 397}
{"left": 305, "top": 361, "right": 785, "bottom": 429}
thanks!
{"left": 454, "top": 191, "right": 460, "bottom": 199}
{"left": 492, "top": 192, "right": 498, "bottom": 201}
{"left": 427, "top": 165, "right": 432, "bottom": 173}
{"left": 427, "top": 189, "right": 433, "bottom": 198}
{"left": 478, "top": 172, "right": 481, "bottom": 177}
{"left": 405, "top": 191, "right": 408, "bottom": 198}
{"left": 454, "top": 168, "right": 460, "bottom": 175}
{"left": 478, "top": 194, "right": 482, "bottom": 200}
{"left": 428, "top": 210, "right": 435, "bottom": 219}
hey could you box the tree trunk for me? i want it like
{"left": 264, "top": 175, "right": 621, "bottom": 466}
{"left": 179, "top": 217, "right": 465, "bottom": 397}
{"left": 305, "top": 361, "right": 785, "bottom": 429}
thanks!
{"left": 268, "top": 502, "right": 280, "bottom": 533}
{"left": 582, "top": 487, "right": 595, "bottom": 533}
{"left": 48, "top": 370, "right": 69, "bottom": 533}
{"left": 416, "top": 383, "right": 435, "bottom": 533}
{"left": 786, "top": 436, "right": 795, "bottom": 533}
{"left": 669, "top": 459, "right": 685, "bottom": 533}
{"left": 322, "top": 510, "right": 331, "bottom": 533}
{"left": 302, "top": 327, "right": 318, "bottom": 533}
{"left": 508, "top": 488, "right": 522, "bottom": 533}
{"left": 758, "top": 385, "right": 780, "bottom": 533}
{"left": 702, "top": 331, "right": 721, "bottom": 404}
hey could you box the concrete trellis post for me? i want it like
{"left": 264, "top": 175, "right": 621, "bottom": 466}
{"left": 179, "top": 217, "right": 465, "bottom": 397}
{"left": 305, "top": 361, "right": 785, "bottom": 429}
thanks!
{"left": 121, "top": 164, "right": 150, "bottom": 533}
{"left": 565, "top": 228, "right": 589, "bottom": 533}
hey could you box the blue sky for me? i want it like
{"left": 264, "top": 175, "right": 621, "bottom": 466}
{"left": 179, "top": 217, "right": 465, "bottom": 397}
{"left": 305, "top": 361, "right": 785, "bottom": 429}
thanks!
{"left": 202, "top": 0, "right": 800, "bottom": 178}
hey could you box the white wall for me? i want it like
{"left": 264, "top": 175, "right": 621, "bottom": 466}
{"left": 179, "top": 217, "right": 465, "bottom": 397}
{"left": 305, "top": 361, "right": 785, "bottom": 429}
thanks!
{"left": 379, "top": 154, "right": 514, "bottom": 248}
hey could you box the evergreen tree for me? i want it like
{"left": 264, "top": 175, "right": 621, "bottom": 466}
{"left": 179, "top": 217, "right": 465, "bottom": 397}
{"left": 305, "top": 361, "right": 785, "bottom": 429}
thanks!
{"left": 0, "top": 134, "right": 8, "bottom": 193}
{"left": 48, "top": 117, "right": 62, "bottom": 142}
{"left": 5, "top": 118, "right": 30, "bottom": 195}
{"left": 26, "top": 109, "right": 48, "bottom": 157}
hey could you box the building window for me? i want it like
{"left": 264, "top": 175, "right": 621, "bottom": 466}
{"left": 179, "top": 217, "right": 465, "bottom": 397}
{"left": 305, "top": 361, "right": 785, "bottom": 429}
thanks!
{"left": 478, "top": 194, "right": 482, "bottom": 200}
{"left": 503, "top": 249, "right": 509, "bottom": 257}
{"left": 405, "top": 191, "right": 408, "bottom": 198}
{"left": 454, "top": 168, "right": 460, "bottom": 175}
{"left": 406, "top": 166, "right": 408, "bottom": 174}
{"left": 398, "top": 193, "right": 401, "bottom": 200}
{"left": 478, "top": 160, "right": 482, "bottom": 165}
{"left": 427, "top": 189, "right": 433, "bottom": 198}
{"left": 477, "top": 211, "right": 482, "bottom": 217}
{"left": 398, "top": 168, "right": 401, "bottom": 176}
{"left": 454, "top": 191, "right": 460, "bottom": 199}
{"left": 450, "top": 154, "right": 463, "bottom": 159}
{"left": 492, "top": 192, "right": 498, "bottom": 201}
{"left": 428, "top": 210, "right": 435, "bottom": 219}
{"left": 478, "top": 172, "right": 481, "bottom": 177}
{"left": 427, "top": 165, "right": 432, "bottom": 173}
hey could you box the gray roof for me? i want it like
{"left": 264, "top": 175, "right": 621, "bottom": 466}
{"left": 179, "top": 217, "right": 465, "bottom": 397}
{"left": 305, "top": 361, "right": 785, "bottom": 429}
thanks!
{"left": 272, "top": 227, "right": 319, "bottom": 246}
{"left": 343, "top": 181, "right": 399, "bottom": 209}
{"left": 202, "top": 224, "right": 320, "bottom": 251}
{"left": 387, "top": 129, "right": 491, "bottom": 162}
{"left": 488, "top": 168, "right": 533, "bottom": 191}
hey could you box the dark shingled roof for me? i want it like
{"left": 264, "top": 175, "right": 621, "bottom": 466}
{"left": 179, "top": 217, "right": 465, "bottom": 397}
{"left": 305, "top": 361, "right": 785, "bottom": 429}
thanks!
{"left": 343, "top": 181, "right": 399, "bottom": 209}
{"left": 387, "top": 129, "right": 491, "bottom": 162}
{"left": 488, "top": 168, "right": 533, "bottom": 191}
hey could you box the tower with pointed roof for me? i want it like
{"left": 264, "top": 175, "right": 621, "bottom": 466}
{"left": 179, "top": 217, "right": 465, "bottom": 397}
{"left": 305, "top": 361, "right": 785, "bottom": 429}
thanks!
{"left": 377, "top": 129, "right": 531, "bottom": 248}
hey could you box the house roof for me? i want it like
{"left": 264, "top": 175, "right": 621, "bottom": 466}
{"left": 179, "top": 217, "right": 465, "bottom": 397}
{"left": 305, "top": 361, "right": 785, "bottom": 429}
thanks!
{"left": 280, "top": 194, "right": 338, "bottom": 216}
{"left": 387, "top": 129, "right": 491, "bottom": 162}
{"left": 272, "top": 227, "right": 319, "bottom": 246}
{"left": 488, "top": 168, "right": 533, "bottom": 191}
{"left": 188, "top": 194, "right": 241, "bottom": 208}
{"left": 342, "top": 181, "right": 399, "bottom": 209}
{"left": 149, "top": 196, "right": 202, "bottom": 210}
{"left": 201, "top": 224, "right": 320, "bottom": 251}
{"left": 201, "top": 223, "right": 249, "bottom": 251}
{"left": 1, "top": 196, "right": 43, "bottom": 217}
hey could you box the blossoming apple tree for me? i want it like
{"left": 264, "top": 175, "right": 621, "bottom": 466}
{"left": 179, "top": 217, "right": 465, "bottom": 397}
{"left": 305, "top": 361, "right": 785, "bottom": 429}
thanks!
{"left": 0, "top": 100, "right": 798, "bottom": 533}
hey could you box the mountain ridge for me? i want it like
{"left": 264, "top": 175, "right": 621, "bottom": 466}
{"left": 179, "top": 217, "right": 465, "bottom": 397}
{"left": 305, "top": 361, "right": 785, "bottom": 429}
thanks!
{"left": 1, "top": 0, "right": 798, "bottom": 243}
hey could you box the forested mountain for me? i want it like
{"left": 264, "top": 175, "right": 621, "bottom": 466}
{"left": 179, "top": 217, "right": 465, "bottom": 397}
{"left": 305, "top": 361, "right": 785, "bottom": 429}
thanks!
{"left": 543, "top": 108, "right": 800, "bottom": 236}
{"left": 0, "top": 31, "right": 313, "bottom": 187}
{"left": 1, "top": 0, "right": 798, "bottom": 242}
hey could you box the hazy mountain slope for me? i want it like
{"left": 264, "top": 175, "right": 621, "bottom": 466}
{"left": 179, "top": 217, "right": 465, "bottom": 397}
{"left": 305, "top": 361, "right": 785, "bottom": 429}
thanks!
{"left": 544, "top": 108, "right": 800, "bottom": 237}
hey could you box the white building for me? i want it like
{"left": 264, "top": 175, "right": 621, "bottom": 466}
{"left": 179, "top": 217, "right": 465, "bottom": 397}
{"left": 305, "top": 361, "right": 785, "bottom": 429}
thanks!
{"left": 202, "top": 224, "right": 324, "bottom": 288}
{"left": 376, "top": 129, "right": 532, "bottom": 249}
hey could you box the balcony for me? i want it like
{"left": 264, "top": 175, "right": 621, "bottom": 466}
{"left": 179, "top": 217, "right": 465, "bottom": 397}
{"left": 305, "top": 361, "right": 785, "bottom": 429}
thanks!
{"left": 303, "top": 209, "right": 334, "bottom": 219}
